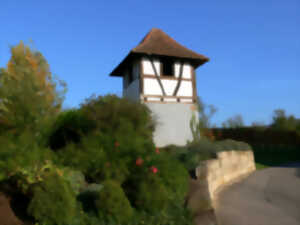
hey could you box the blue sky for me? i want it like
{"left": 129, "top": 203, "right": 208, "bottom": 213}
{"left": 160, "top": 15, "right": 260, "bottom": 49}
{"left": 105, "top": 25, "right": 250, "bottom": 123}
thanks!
{"left": 1, "top": 0, "right": 299, "bottom": 126}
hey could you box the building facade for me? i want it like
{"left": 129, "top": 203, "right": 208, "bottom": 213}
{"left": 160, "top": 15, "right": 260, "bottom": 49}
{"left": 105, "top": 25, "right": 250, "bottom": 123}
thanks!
{"left": 110, "top": 28, "right": 209, "bottom": 147}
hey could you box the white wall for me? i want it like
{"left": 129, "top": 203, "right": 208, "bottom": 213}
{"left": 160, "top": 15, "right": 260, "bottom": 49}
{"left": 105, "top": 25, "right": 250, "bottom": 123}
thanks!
{"left": 143, "top": 78, "right": 193, "bottom": 98}
{"left": 142, "top": 58, "right": 193, "bottom": 99}
{"left": 174, "top": 62, "right": 192, "bottom": 79}
{"left": 146, "top": 102, "right": 199, "bottom": 147}
{"left": 142, "top": 58, "right": 161, "bottom": 75}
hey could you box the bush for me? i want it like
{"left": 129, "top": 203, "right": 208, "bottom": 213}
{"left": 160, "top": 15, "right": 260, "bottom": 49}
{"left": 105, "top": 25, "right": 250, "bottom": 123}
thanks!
{"left": 78, "top": 183, "right": 103, "bottom": 215}
{"left": 95, "top": 180, "right": 133, "bottom": 223}
{"left": 48, "top": 109, "right": 95, "bottom": 150}
{"left": 79, "top": 94, "right": 155, "bottom": 140}
{"left": 133, "top": 173, "right": 169, "bottom": 213}
{"left": 150, "top": 152, "right": 189, "bottom": 204}
{"left": 28, "top": 172, "right": 79, "bottom": 225}
{"left": 164, "top": 138, "right": 252, "bottom": 172}
{"left": 215, "top": 139, "right": 252, "bottom": 151}
{"left": 0, "top": 131, "right": 56, "bottom": 191}
{"left": 57, "top": 132, "right": 131, "bottom": 184}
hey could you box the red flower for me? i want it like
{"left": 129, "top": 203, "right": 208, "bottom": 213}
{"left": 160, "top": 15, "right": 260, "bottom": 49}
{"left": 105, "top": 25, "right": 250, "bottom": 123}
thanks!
{"left": 135, "top": 158, "right": 144, "bottom": 166}
{"left": 155, "top": 148, "right": 160, "bottom": 154}
{"left": 150, "top": 166, "right": 158, "bottom": 174}
{"left": 105, "top": 162, "right": 111, "bottom": 167}
{"left": 114, "top": 141, "right": 120, "bottom": 147}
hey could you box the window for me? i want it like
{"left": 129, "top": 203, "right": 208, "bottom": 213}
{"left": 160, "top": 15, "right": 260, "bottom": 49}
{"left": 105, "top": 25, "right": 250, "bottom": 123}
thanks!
{"left": 162, "top": 58, "right": 174, "bottom": 76}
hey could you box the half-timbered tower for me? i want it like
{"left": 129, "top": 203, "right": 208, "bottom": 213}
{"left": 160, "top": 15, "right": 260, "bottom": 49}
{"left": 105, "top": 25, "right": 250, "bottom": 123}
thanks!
{"left": 110, "top": 28, "right": 209, "bottom": 147}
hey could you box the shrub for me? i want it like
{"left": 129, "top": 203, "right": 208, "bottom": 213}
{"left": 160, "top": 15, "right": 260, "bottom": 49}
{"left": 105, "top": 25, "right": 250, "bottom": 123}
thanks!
{"left": 28, "top": 172, "right": 78, "bottom": 225}
{"left": 150, "top": 152, "right": 189, "bottom": 204}
{"left": 78, "top": 183, "right": 103, "bottom": 215}
{"left": 215, "top": 139, "right": 252, "bottom": 151}
{"left": 61, "top": 168, "right": 86, "bottom": 195}
{"left": 133, "top": 173, "right": 169, "bottom": 213}
{"left": 57, "top": 132, "right": 131, "bottom": 184}
{"left": 79, "top": 94, "right": 155, "bottom": 140}
{"left": 0, "top": 131, "right": 56, "bottom": 191}
{"left": 165, "top": 138, "right": 252, "bottom": 173}
{"left": 47, "top": 109, "right": 95, "bottom": 150}
{"left": 95, "top": 180, "right": 133, "bottom": 224}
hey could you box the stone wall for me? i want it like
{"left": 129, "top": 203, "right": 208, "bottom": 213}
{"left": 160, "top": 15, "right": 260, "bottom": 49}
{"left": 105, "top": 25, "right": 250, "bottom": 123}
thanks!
{"left": 195, "top": 150, "right": 256, "bottom": 204}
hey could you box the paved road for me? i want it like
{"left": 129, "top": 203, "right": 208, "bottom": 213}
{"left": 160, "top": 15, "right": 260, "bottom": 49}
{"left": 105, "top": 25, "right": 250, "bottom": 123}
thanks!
{"left": 215, "top": 163, "right": 300, "bottom": 225}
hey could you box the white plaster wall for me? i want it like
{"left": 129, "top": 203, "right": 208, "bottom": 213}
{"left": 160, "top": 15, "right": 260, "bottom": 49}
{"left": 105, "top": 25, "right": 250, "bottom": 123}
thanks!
{"left": 143, "top": 78, "right": 193, "bottom": 97}
{"left": 161, "top": 79, "right": 177, "bottom": 95}
{"left": 143, "top": 78, "right": 162, "bottom": 95}
{"left": 142, "top": 58, "right": 160, "bottom": 75}
{"left": 174, "top": 62, "right": 192, "bottom": 79}
{"left": 146, "top": 102, "right": 199, "bottom": 147}
{"left": 177, "top": 81, "right": 193, "bottom": 97}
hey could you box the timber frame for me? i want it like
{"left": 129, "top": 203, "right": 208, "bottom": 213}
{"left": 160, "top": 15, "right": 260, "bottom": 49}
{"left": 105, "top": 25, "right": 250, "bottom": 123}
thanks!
{"left": 139, "top": 56, "right": 197, "bottom": 104}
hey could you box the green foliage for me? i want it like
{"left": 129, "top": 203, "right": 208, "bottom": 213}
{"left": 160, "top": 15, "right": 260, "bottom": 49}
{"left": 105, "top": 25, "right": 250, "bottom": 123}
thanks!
{"left": 133, "top": 173, "right": 169, "bottom": 213}
{"left": 0, "top": 90, "right": 195, "bottom": 225}
{"left": 0, "top": 42, "right": 66, "bottom": 136}
{"left": 211, "top": 127, "right": 300, "bottom": 147}
{"left": 165, "top": 138, "right": 252, "bottom": 172}
{"left": 95, "top": 180, "right": 133, "bottom": 224}
{"left": 271, "top": 109, "right": 300, "bottom": 133}
{"left": 215, "top": 139, "right": 252, "bottom": 151}
{"left": 0, "top": 131, "right": 56, "bottom": 190}
{"left": 222, "top": 114, "right": 245, "bottom": 128}
{"left": 28, "top": 172, "right": 78, "bottom": 225}
{"left": 57, "top": 132, "right": 131, "bottom": 184}
{"left": 129, "top": 205, "right": 194, "bottom": 225}
{"left": 48, "top": 109, "right": 95, "bottom": 150}
{"left": 78, "top": 183, "right": 103, "bottom": 215}
{"left": 190, "top": 96, "right": 216, "bottom": 142}
{"left": 150, "top": 153, "right": 189, "bottom": 204}
{"left": 79, "top": 94, "right": 155, "bottom": 140}
{"left": 61, "top": 168, "right": 86, "bottom": 195}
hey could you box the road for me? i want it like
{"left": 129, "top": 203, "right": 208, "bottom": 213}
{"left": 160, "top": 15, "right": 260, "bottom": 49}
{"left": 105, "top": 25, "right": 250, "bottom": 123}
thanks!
{"left": 215, "top": 163, "right": 300, "bottom": 225}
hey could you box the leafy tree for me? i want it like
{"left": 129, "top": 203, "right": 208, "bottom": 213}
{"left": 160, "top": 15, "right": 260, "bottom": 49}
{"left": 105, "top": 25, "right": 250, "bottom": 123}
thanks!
{"left": 222, "top": 114, "right": 244, "bottom": 128}
{"left": 190, "top": 96, "right": 217, "bottom": 141}
{"left": 270, "top": 109, "right": 300, "bottom": 132}
{"left": 0, "top": 41, "right": 67, "bottom": 137}
{"left": 196, "top": 96, "right": 217, "bottom": 130}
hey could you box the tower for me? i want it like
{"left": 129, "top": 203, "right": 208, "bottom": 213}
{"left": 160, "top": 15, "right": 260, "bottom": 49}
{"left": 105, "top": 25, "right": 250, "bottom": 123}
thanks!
{"left": 110, "top": 28, "right": 209, "bottom": 147}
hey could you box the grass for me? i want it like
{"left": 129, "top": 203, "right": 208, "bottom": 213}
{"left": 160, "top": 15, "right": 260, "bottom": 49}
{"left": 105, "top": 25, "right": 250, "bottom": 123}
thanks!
{"left": 255, "top": 163, "right": 269, "bottom": 170}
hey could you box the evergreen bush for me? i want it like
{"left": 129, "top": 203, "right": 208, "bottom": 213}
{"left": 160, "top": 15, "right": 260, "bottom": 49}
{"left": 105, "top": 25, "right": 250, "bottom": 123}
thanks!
{"left": 27, "top": 172, "right": 78, "bottom": 225}
{"left": 79, "top": 94, "right": 155, "bottom": 140}
{"left": 95, "top": 180, "right": 133, "bottom": 223}
{"left": 48, "top": 109, "right": 95, "bottom": 150}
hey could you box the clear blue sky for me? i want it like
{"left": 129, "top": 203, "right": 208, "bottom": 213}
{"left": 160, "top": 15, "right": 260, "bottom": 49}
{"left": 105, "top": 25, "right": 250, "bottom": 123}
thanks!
{"left": 1, "top": 0, "right": 299, "bottom": 126}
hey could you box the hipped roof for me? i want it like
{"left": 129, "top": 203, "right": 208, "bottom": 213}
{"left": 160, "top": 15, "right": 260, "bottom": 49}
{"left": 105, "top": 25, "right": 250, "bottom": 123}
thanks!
{"left": 110, "top": 28, "right": 209, "bottom": 76}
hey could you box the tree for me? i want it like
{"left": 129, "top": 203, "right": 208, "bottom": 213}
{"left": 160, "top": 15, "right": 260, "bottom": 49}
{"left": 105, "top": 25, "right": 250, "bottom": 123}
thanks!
{"left": 0, "top": 41, "right": 67, "bottom": 136}
{"left": 190, "top": 96, "right": 217, "bottom": 141}
{"left": 222, "top": 114, "right": 244, "bottom": 128}
{"left": 270, "top": 109, "right": 300, "bottom": 132}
